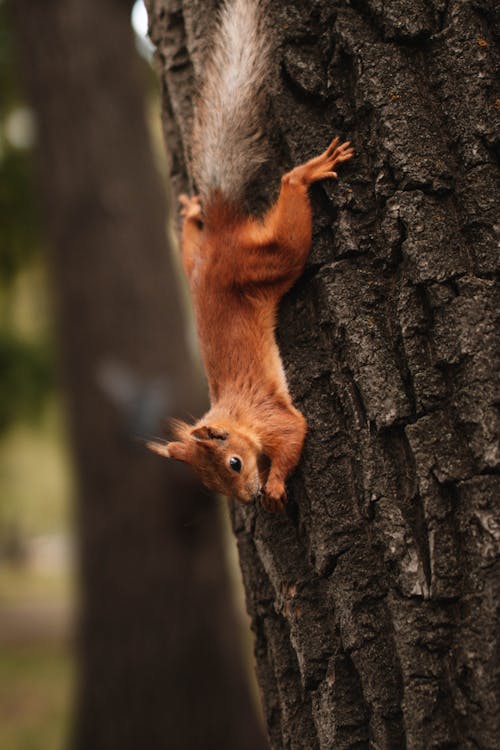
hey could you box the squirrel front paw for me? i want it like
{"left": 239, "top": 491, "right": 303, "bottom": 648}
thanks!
{"left": 263, "top": 478, "right": 287, "bottom": 513}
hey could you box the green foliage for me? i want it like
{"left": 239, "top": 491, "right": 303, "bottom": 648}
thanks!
{"left": 0, "top": 331, "right": 54, "bottom": 433}
{"left": 0, "top": 147, "right": 40, "bottom": 284}
{"left": 0, "top": 643, "right": 73, "bottom": 750}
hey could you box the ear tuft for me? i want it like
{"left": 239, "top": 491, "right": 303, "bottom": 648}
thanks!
{"left": 169, "top": 418, "right": 191, "bottom": 440}
{"left": 145, "top": 440, "right": 171, "bottom": 458}
{"left": 146, "top": 440, "right": 189, "bottom": 463}
{"left": 191, "top": 425, "right": 229, "bottom": 442}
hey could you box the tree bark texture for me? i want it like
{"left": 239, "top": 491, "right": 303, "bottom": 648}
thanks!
{"left": 13, "top": 1, "right": 267, "bottom": 748}
{"left": 148, "top": 1, "right": 499, "bottom": 749}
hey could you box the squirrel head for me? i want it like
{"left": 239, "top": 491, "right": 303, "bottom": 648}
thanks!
{"left": 146, "top": 418, "right": 264, "bottom": 504}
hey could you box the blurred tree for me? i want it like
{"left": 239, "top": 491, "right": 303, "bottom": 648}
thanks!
{"left": 0, "top": 3, "right": 53, "bottom": 434}
{"left": 0, "top": 1, "right": 39, "bottom": 284}
{"left": 148, "top": 1, "right": 499, "bottom": 749}
{"left": 12, "top": 0, "right": 266, "bottom": 748}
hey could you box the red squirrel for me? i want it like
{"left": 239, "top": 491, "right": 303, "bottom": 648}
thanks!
{"left": 147, "top": 0, "right": 354, "bottom": 511}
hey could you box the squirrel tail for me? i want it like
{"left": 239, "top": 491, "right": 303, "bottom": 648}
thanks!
{"left": 192, "top": 0, "right": 271, "bottom": 208}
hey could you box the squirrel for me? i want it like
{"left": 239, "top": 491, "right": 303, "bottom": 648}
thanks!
{"left": 147, "top": 0, "right": 354, "bottom": 512}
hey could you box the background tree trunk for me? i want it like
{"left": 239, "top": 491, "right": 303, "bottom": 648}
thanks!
{"left": 13, "top": 1, "right": 267, "bottom": 748}
{"left": 148, "top": 1, "right": 499, "bottom": 748}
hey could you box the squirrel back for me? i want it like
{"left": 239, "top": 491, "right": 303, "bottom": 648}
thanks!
{"left": 192, "top": 0, "right": 271, "bottom": 208}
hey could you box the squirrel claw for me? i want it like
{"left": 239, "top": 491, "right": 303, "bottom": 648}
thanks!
{"left": 263, "top": 479, "right": 286, "bottom": 513}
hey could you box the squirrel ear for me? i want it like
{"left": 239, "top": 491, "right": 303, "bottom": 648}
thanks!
{"left": 191, "top": 425, "right": 229, "bottom": 442}
{"left": 146, "top": 440, "right": 189, "bottom": 463}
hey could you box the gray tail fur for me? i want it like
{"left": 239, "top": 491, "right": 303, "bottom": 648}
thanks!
{"left": 192, "top": 0, "right": 271, "bottom": 205}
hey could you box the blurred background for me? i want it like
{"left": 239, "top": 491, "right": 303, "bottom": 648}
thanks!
{"left": 0, "top": 0, "right": 76, "bottom": 745}
{"left": 0, "top": 1, "right": 265, "bottom": 748}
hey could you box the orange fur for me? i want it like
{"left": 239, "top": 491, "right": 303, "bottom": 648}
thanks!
{"left": 149, "top": 139, "right": 354, "bottom": 511}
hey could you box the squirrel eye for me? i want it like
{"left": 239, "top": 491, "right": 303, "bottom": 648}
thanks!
{"left": 229, "top": 456, "right": 242, "bottom": 473}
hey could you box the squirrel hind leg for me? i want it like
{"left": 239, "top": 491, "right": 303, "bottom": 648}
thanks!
{"left": 291, "top": 138, "right": 355, "bottom": 185}
{"left": 180, "top": 194, "right": 204, "bottom": 281}
{"left": 179, "top": 193, "right": 202, "bottom": 221}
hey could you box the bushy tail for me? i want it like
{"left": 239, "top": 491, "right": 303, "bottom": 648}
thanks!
{"left": 192, "top": 0, "right": 271, "bottom": 206}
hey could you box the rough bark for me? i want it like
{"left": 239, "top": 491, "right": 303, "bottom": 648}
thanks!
{"left": 148, "top": 1, "right": 499, "bottom": 748}
{"left": 12, "top": 1, "right": 266, "bottom": 748}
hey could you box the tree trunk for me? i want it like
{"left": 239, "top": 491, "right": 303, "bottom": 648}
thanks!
{"left": 149, "top": 1, "right": 499, "bottom": 749}
{"left": 12, "top": 1, "right": 267, "bottom": 748}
